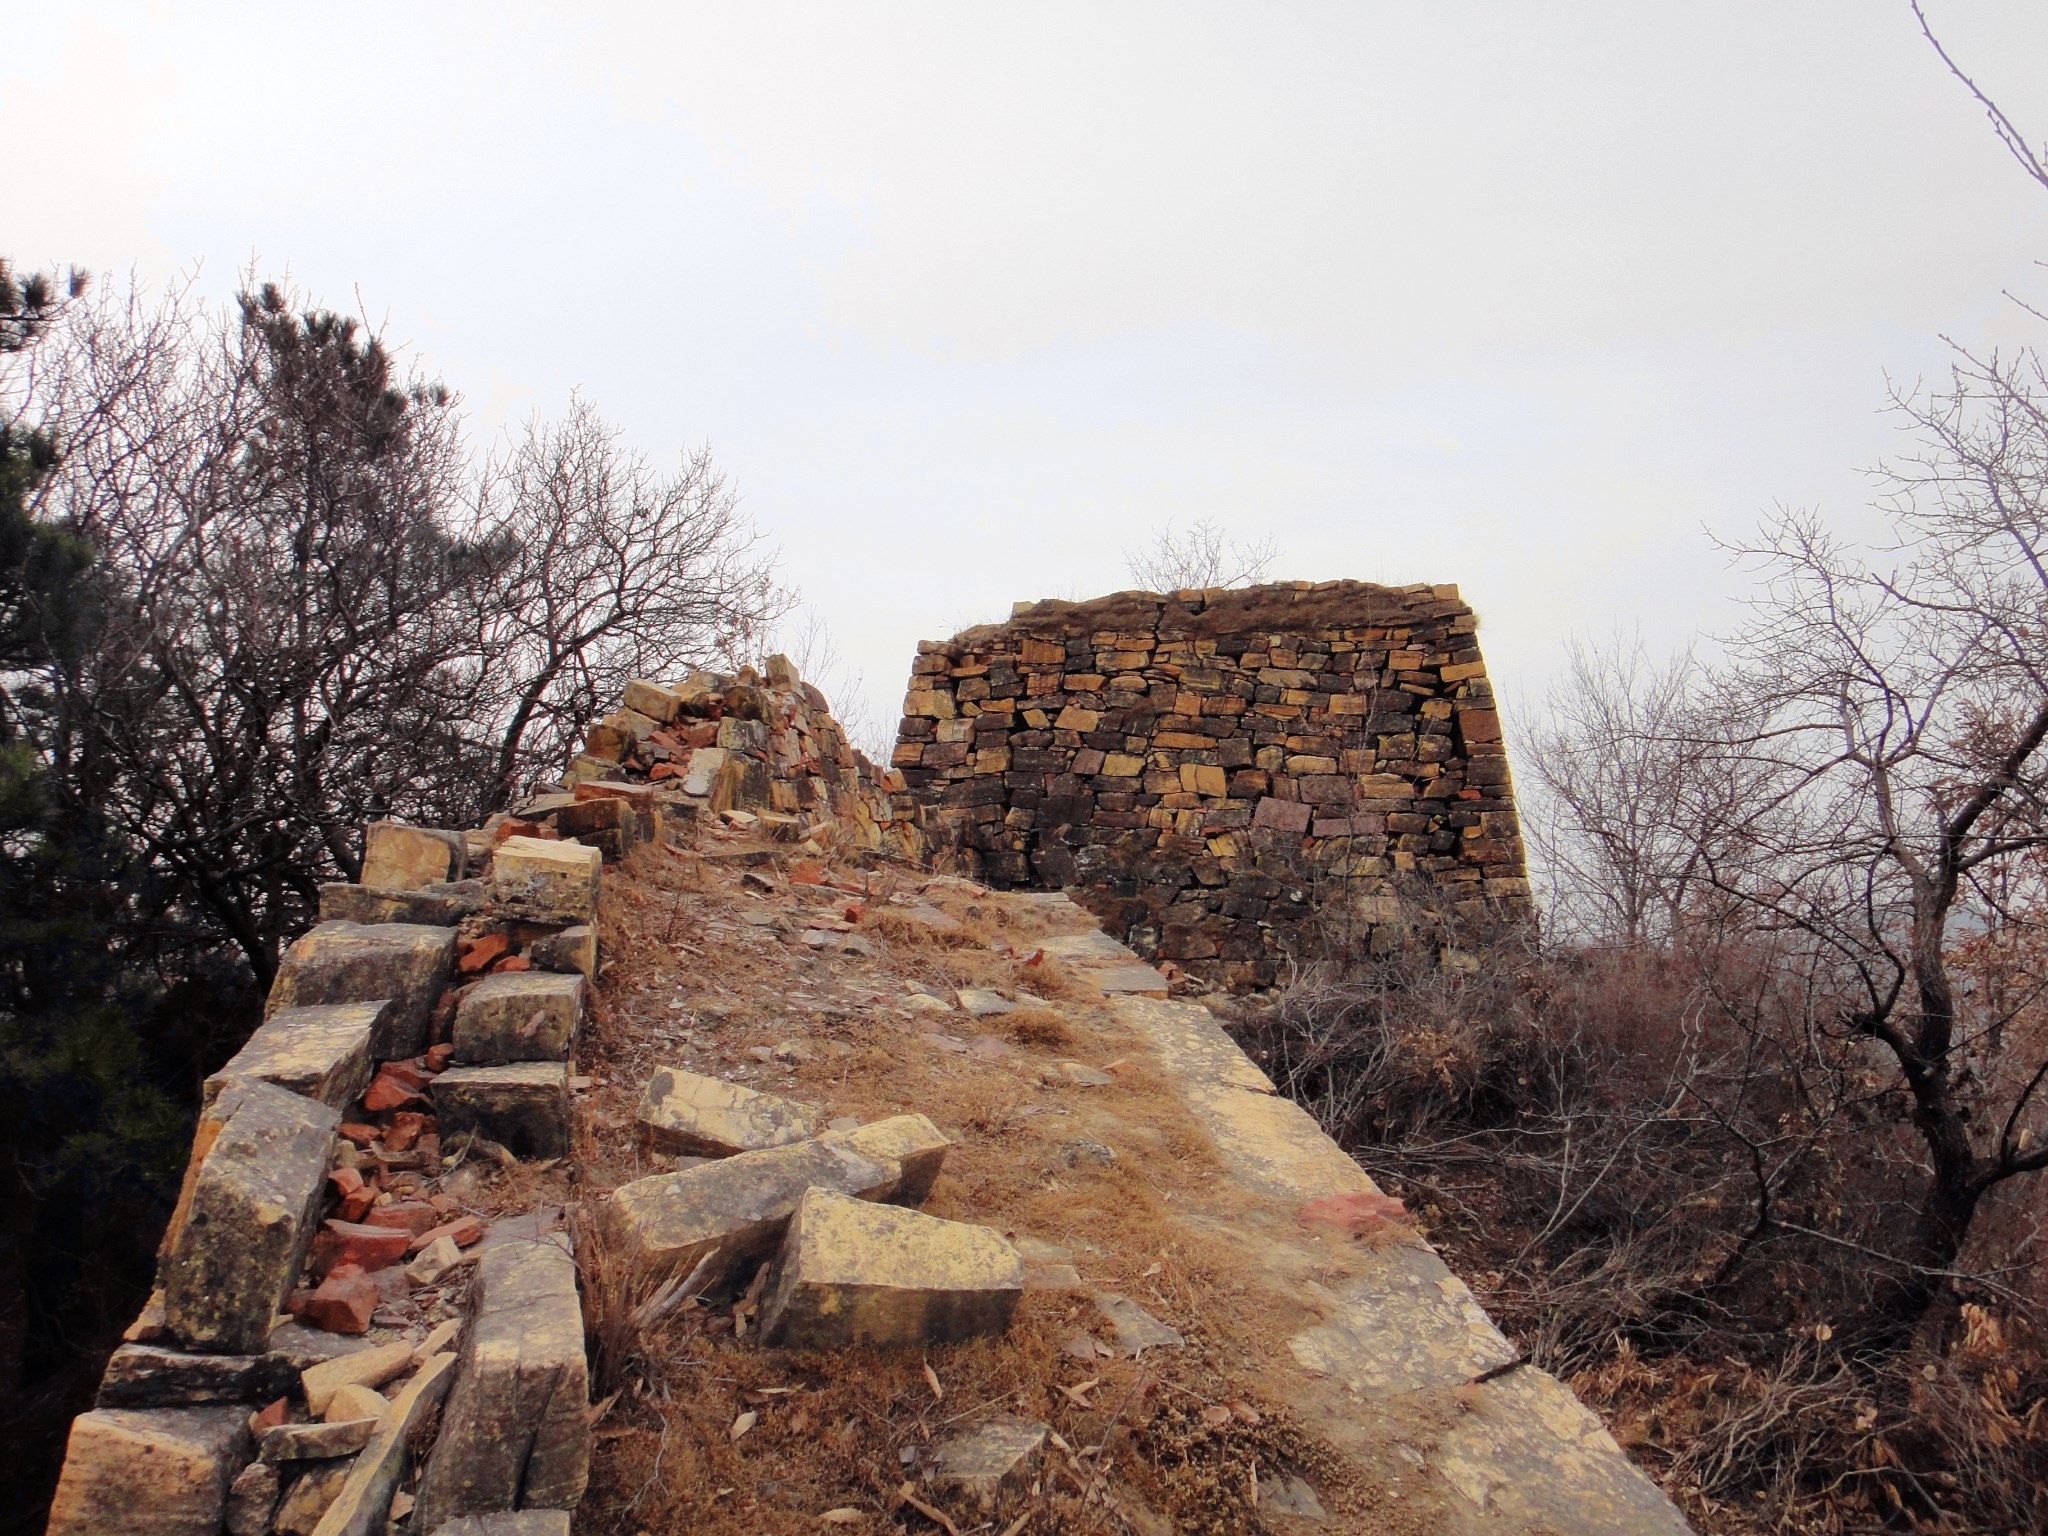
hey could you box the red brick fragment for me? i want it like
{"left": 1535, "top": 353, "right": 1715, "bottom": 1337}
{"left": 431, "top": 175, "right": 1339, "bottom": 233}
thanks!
{"left": 424, "top": 1043, "right": 454, "bottom": 1072}
{"left": 363, "top": 1200, "right": 440, "bottom": 1238}
{"left": 362, "top": 1062, "right": 430, "bottom": 1114}
{"left": 456, "top": 932, "right": 510, "bottom": 976}
{"left": 327, "top": 1166, "right": 364, "bottom": 1200}
{"left": 312, "top": 1219, "right": 412, "bottom": 1275}
{"left": 407, "top": 1215, "right": 486, "bottom": 1254}
{"left": 649, "top": 761, "right": 681, "bottom": 780}
{"left": 788, "top": 860, "right": 827, "bottom": 885}
{"left": 338, "top": 1122, "right": 381, "bottom": 1148}
{"left": 680, "top": 721, "right": 719, "bottom": 747}
{"left": 250, "top": 1398, "right": 288, "bottom": 1431}
{"left": 339, "top": 1185, "right": 377, "bottom": 1222}
{"left": 491, "top": 954, "right": 531, "bottom": 973}
{"left": 384, "top": 1112, "right": 433, "bottom": 1152}
{"left": 288, "top": 1263, "right": 377, "bottom": 1334}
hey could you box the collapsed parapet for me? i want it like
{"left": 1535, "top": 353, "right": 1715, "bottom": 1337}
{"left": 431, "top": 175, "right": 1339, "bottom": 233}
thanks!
{"left": 889, "top": 580, "right": 1532, "bottom": 986}
{"left": 560, "top": 657, "right": 925, "bottom": 861}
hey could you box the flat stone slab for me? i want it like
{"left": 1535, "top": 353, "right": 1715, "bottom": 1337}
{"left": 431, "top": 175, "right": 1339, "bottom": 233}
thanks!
{"left": 47, "top": 1404, "right": 250, "bottom": 1536}
{"left": 452, "top": 971, "right": 586, "bottom": 1063}
{"left": 1111, "top": 995, "right": 1276, "bottom": 1094}
{"left": 308, "top": 1350, "right": 455, "bottom": 1536}
{"left": 301, "top": 1339, "right": 416, "bottom": 1416}
{"left": 96, "top": 1343, "right": 298, "bottom": 1408}
{"left": 161, "top": 1080, "right": 338, "bottom": 1355}
{"left": 204, "top": 1002, "right": 387, "bottom": 1111}
{"left": 490, "top": 836, "right": 601, "bottom": 923}
{"left": 636, "top": 1067, "right": 816, "bottom": 1157}
{"left": 1034, "top": 930, "right": 1139, "bottom": 965}
{"left": 1085, "top": 963, "right": 1172, "bottom": 998}
{"left": 268, "top": 921, "right": 457, "bottom": 1059}
{"left": 818, "top": 1113, "right": 952, "bottom": 1205}
{"left": 1092, "top": 1292, "right": 1185, "bottom": 1355}
{"left": 432, "top": 1062, "right": 571, "bottom": 1161}
{"left": 955, "top": 987, "right": 1015, "bottom": 1017}
{"left": 259, "top": 1417, "right": 378, "bottom": 1463}
{"left": 759, "top": 1187, "right": 1022, "bottom": 1349}
{"left": 360, "top": 821, "right": 459, "bottom": 890}
{"left": 605, "top": 1137, "right": 900, "bottom": 1286}
{"left": 318, "top": 881, "right": 480, "bottom": 926}
{"left": 412, "top": 1236, "right": 590, "bottom": 1532}
{"left": 933, "top": 1414, "right": 1048, "bottom": 1506}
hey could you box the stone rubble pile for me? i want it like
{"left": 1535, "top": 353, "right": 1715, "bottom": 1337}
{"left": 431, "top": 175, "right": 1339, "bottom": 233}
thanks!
{"left": 47, "top": 673, "right": 1019, "bottom": 1536}
{"left": 540, "top": 657, "right": 926, "bottom": 860}
{"left": 889, "top": 579, "right": 1533, "bottom": 985}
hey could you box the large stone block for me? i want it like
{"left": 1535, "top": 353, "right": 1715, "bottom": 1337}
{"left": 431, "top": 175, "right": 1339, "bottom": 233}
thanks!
{"left": 160, "top": 1080, "right": 339, "bottom": 1355}
{"left": 432, "top": 1062, "right": 571, "bottom": 1160}
{"left": 96, "top": 1343, "right": 298, "bottom": 1409}
{"left": 47, "top": 1404, "right": 250, "bottom": 1536}
{"left": 758, "top": 1188, "right": 1022, "bottom": 1349}
{"left": 622, "top": 678, "right": 683, "bottom": 723}
{"left": 267, "top": 921, "right": 458, "bottom": 1059}
{"left": 359, "top": 821, "right": 460, "bottom": 890}
{"left": 819, "top": 1113, "right": 951, "bottom": 1205}
{"left": 308, "top": 1350, "right": 456, "bottom": 1536}
{"left": 490, "top": 837, "right": 601, "bottom": 923}
{"left": 453, "top": 972, "right": 586, "bottom": 1063}
{"left": 412, "top": 1237, "right": 590, "bottom": 1532}
{"left": 203, "top": 1002, "right": 386, "bottom": 1111}
{"left": 605, "top": 1137, "right": 899, "bottom": 1286}
{"left": 635, "top": 1068, "right": 815, "bottom": 1157}
{"left": 318, "top": 881, "right": 481, "bottom": 926}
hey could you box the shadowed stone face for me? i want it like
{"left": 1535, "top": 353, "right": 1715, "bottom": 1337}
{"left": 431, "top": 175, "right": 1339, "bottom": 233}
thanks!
{"left": 160, "top": 1080, "right": 339, "bottom": 1355}
{"left": 431, "top": 1062, "right": 571, "bottom": 1160}
{"left": 758, "top": 1187, "right": 1023, "bottom": 1349}
{"left": 452, "top": 971, "right": 586, "bottom": 1063}
{"left": 412, "top": 1236, "right": 590, "bottom": 1532}
{"left": 266, "top": 921, "right": 457, "bottom": 1058}
{"left": 46, "top": 1405, "right": 250, "bottom": 1536}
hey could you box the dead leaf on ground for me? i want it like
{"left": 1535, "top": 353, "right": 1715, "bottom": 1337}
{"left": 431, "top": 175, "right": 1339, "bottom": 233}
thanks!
{"left": 923, "top": 1359, "right": 944, "bottom": 1402}
{"left": 730, "top": 1409, "right": 759, "bottom": 1442}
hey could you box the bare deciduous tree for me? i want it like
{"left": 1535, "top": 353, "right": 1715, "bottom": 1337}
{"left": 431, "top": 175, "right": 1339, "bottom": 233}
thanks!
{"left": 465, "top": 400, "right": 787, "bottom": 811}
{"left": 1123, "top": 516, "right": 1280, "bottom": 593}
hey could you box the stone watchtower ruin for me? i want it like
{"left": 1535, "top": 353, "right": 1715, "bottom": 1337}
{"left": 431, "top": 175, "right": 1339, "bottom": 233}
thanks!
{"left": 889, "top": 579, "right": 1532, "bottom": 986}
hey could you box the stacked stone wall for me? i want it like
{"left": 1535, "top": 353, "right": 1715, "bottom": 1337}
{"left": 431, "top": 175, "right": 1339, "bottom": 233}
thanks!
{"left": 889, "top": 579, "right": 1532, "bottom": 985}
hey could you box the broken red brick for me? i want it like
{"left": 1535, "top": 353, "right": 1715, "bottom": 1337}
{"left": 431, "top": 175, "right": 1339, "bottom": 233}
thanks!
{"left": 1296, "top": 1190, "right": 1411, "bottom": 1242}
{"left": 338, "top": 1122, "right": 381, "bottom": 1148}
{"left": 288, "top": 1263, "right": 377, "bottom": 1335}
{"left": 407, "top": 1215, "right": 485, "bottom": 1254}
{"left": 383, "top": 1111, "right": 432, "bottom": 1152}
{"left": 250, "top": 1398, "right": 288, "bottom": 1432}
{"left": 362, "top": 1062, "right": 431, "bottom": 1114}
{"left": 312, "top": 1219, "right": 412, "bottom": 1275}
{"left": 456, "top": 932, "right": 510, "bottom": 975}
{"left": 788, "top": 860, "right": 827, "bottom": 885}
{"left": 339, "top": 1185, "right": 377, "bottom": 1222}
{"left": 424, "top": 1042, "right": 455, "bottom": 1072}
{"left": 363, "top": 1201, "right": 440, "bottom": 1238}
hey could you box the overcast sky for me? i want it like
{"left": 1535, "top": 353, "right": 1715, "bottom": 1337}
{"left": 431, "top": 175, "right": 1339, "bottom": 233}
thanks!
{"left": 10, "top": 2, "right": 2048, "bottom": 745}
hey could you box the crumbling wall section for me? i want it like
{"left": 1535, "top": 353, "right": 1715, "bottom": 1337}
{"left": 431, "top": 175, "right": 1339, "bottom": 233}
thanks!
{"left": 889, "top": 579, "right": 1531, "bottom": 985}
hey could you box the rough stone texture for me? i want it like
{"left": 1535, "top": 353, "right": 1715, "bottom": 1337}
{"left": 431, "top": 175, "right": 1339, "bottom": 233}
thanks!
{"left": 932, "top": 1415, "right": 1048, "bottom": 1507}
{"left": 203, "top": 1002, "right": 386, "bottom": 1111}
{"left": 605, "top": 1136, "right": 900, "bottom": 1285}
{"left": 527, "top": 924, "right": 595, "bottom": 978}
{"left": 274, "top": 1462, "right": 351, "bottom": 1536}
{"left": 429, "top": 1516, "right": 574, "bottom": 1536}
{"left": 301, "top": 1339, "right": 415, "bottom": 1415}
{"left": 758, "top": 1187, "right": 1023, "bottom": 1349}
{"left": 160, "top": 1080, "right": 338, "bottom": 1355}
{"left": 412, "top": 1235, "right": 590, "bottom": 1532}
{"left": 96, "top": 1343, "right": 299, "bottom": 1408}
{"left": 46, "top": 1404, "right": 250, "bottom": 1536}
{"left": 1093, "top": 1292, "right": 1185, "bottom": 1354}
{"left": 490, "top": 837, "right": 601, "bottom": 923}
{"left": 891, "top": 581, "right": 1531, "bottom": 986}
{"left": 267, "top": 921, "right": 458, "bottom": 1059}
{"left": 360, "top": 820, "right": 460, "bottom": 890}
{"left": 308, "top": 1351, "right": 456, "bottom": 1536}
{"left": 225, "top": 1459, "right": 281, "bottom": 1536}
{"left": 453, "top": 971, "right": 586, "bottom": 1063}
{"left": 432, "top": 1062, "right": 571, "bottom": 1160}
{"left": 259, "top": 1417, "right": 377, "bottom": 1463}
{"left": 819, "top": 1113, "right": 952, "bottom": 1204}
{"left": 636, "top": 1067, "right": 816, "bottom": 1157}
{"left": 318, "top": 881, "right": 481, "bottom": 926}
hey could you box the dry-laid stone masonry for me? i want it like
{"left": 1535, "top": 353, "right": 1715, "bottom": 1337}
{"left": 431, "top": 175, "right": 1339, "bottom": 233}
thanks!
{"left": 891, "top": 580, "right": 1532, "bottom": 985}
